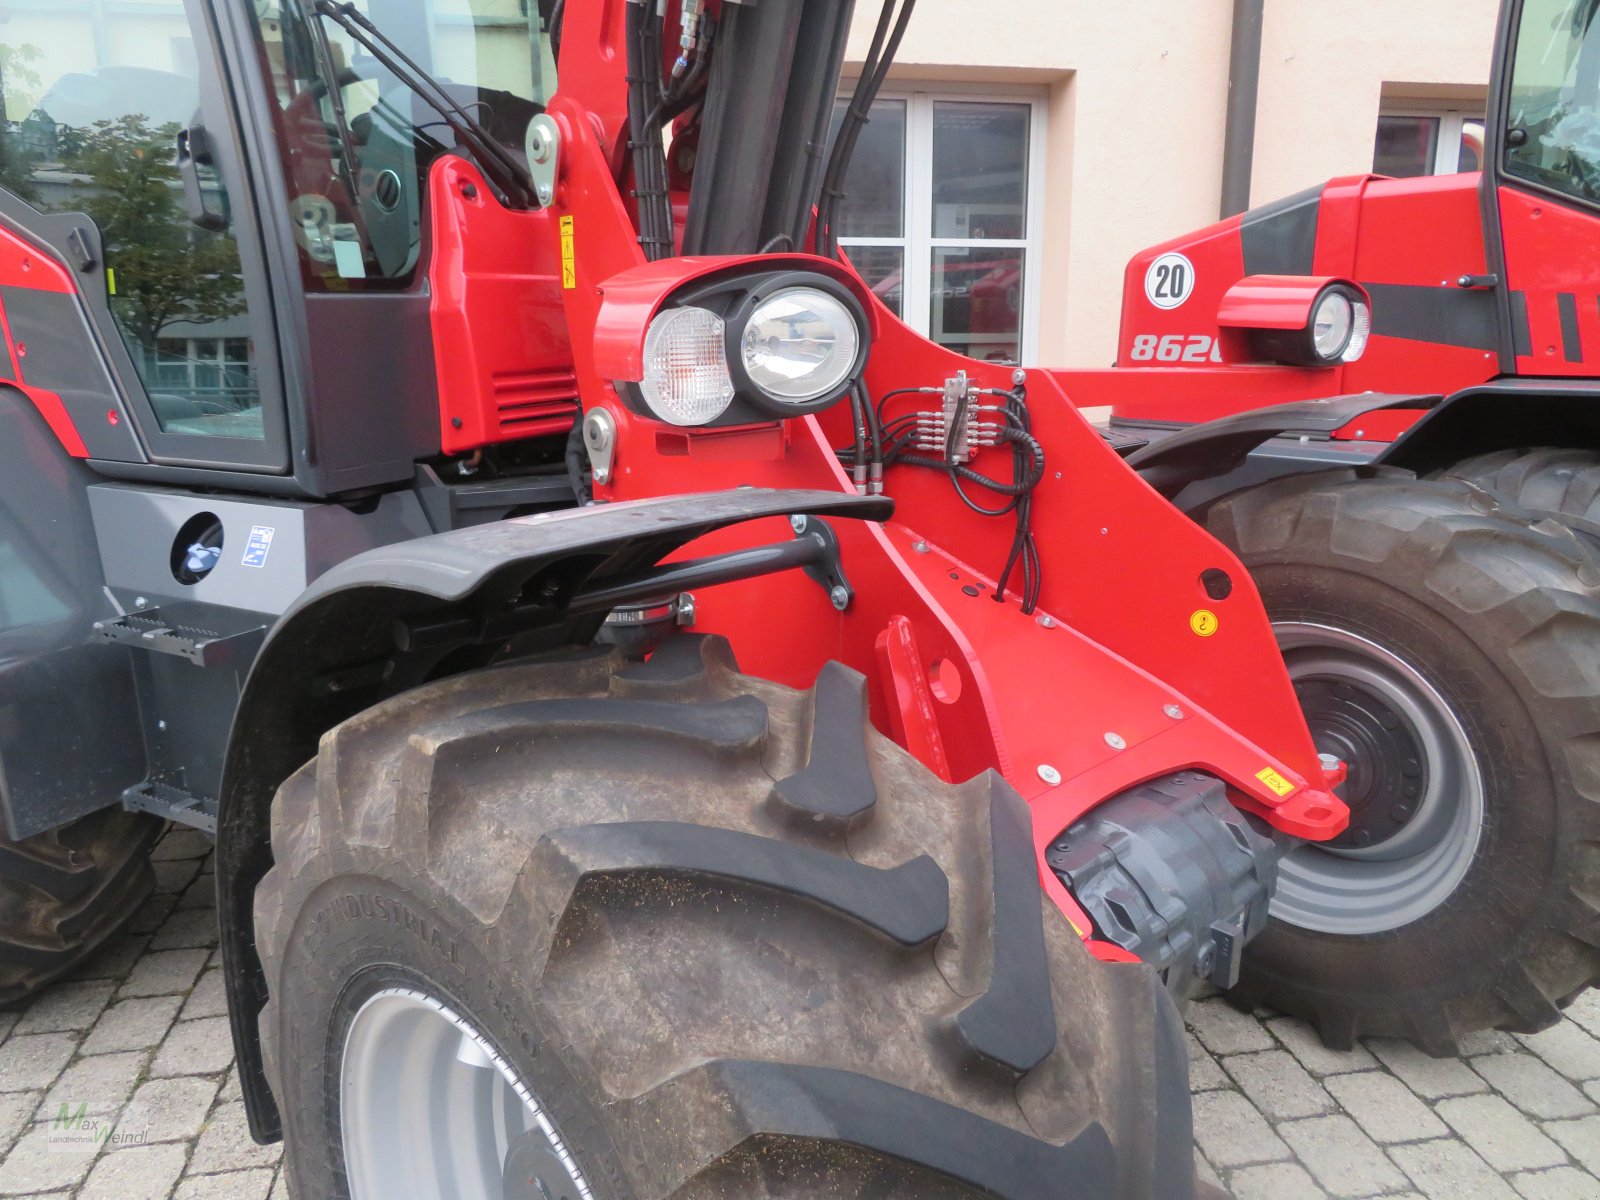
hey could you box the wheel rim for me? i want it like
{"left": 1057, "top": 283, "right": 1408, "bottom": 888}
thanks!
{"left": 341, "top": 988, "right": 592, "bottom": 1200}
{"left": 1270, "top": 622, "right": 1485, "bottom": 936}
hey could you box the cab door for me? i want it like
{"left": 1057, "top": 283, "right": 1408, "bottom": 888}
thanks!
{"left": 1493, "top": 0, "right": 1600, "bottom": 376}
{"left": 0, "top": 0, "right": 290, "bottom": 473}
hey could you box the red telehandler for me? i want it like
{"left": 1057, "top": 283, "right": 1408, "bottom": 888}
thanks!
{"left": 1065, "top": 0, "right": 1600, "bottom": 1061}
{"left": 0, "top": 0, "right": 1374, "bottom": 1195}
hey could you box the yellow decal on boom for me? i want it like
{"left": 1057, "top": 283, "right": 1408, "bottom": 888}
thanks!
{"left": 560, "top": 215, "right": 576, "bottom": 289}
{"left": 1255, "top": 767, "right": 1296, "bottom": 798}
{"left": 1189, "top": 609, "right": 1219, "bottom": 637}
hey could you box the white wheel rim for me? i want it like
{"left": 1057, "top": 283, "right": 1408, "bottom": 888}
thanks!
{"left": 340, "top": 987, "right": 592, "bottom": 1200}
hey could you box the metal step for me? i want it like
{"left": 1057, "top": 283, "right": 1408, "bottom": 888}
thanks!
{"left": 93, "top": 609, "right": 263, "bottom": 668}
{"left": 122, "top": 780, "right": 217, "bottom": 836}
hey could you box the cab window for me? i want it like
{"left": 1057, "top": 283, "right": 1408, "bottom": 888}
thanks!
{"left": 0, "top": 0, "right": 263, "bottom": 440}
{"left": 1506, "top": 0, "right": 1600, "bottom": 204}
{"left": 249, "top": 0, "right": 557, "bottom": 290}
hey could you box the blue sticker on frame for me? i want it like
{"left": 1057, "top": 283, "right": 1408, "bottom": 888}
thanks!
{"left": 242, "top": 525, "right": 275, "bottom": 568}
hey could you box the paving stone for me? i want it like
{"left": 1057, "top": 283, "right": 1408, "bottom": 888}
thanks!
{"left": 1546, "top": 1115, "right": 1600, "bottom": 1176}
{"left": 126, "top": 893, "right": 179, "bottom": 936}
{"left": 151, "top": 1017, "right": 235, "bottom": 1078}
{"left": 0, "top": 1034, "right": 76, "bottom": 1093}
{"left": 152, "top": 829, "right": 213, "bottom": 862}
{"left": 152, "top": 857, "right": 203, "bottom": 896}
{"left": 1518, "top": 1021, "right": 1600, "bottom": 1083}
{"left": 1436, "top": 1094, "right": 1567, "bottom": 1172}
{"left": 1472, "top": 1054, "right": 1597, "bottom": 1120}
{"left": 11, "top": 981, "right": 115, "bottom": 1035}
{"left": 0, "top": 1013, "right": 17, "bottom": 1046}
{"left": 79, "top": 1140, "right": 188, "bottom": 1200}
{"left": 182, "top": 971, "right": 229, "bottom": 1021}
{"left": 120, "top": 947, "right": 211, "bottom": 999}
{"left": 1196, "top": 1151, "right": 1222, "bottom": 1191}
{"left": 80, "top": 995, "right": 182, "bottom": 1056}
{"left": 1267, "top": 1017, "right": 1377, "bottom": 1076}
{"left": 0, "top": 1124, "right": 96, "bottom": 1195}
{"left": 271, "top": 1171, "right": 290, "bottom": 1200}
{"left": 1460, "top": 1028, "right": 1523, "bottom": 1057}
{"left": 1570, "top": 992, "right": 1600, "bottom": 1041}
{"left": 40, "top": 1051, "right": 147, "bottom": 1120}
{"left": 1367, "top": 1038, "right": 1492, "bottom": 1099}
{"left": 148, "top": 908, "right": 221, "bottom": 952}
{"left": 217, "top": 1069, "right": 242, "bottom": 1105}
{"left": 177, "top": 874, "right": 217, "bottom": 912}
{"left": 65, "top": 933, "right": 151, "bottom": 983}
{"left": 0, "top": 1095, "right": 38, "bottom": 1153}
{"left": 1587, "top": 1078, "right": 1600, "bottom": 1106}
{"left": 123, "top": 1076, "right": 222, "bottom": 1144}
{"left": 1191, "top": 1091, "right": 1290, "bottom": 1169}
{"left": 189, "top": 1102, "right": 282, "bottom": 1174}
{"left": 1221, "top": 1049, "right": 1334, "bottom": 1120}
{"left": 1390, "top": 1137, "right": 1520, "bottom": 1200}
{"left": 1187, "top": 999, "right": 1276, "bottom": 1057}
{"left": 1228, "top": 1160, "right": 1328, "bottom": 1199}
{"left": 1278, "top": 1113, "right": 1409, "bottom": 1196}
{"left": 175, "top": 1167, "right": 276, "bottom": 1200}
{"left": 1325, "top": 1071, "right": 1447, "bottom": 1144}
{"left": 1511, "top": 1166, "right": 1600, "bottom": 1200}
{"left": 1185, "top": 1032, "right": 1229, "bottom": 1091}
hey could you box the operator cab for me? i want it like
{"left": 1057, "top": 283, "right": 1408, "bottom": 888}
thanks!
{"left": 0, "top": 0, "right": 558, "bottom": 485}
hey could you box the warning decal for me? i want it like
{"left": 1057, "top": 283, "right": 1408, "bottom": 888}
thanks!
{"left": 1190, "top": 609, "right": 1219, "bottom": 637}
{"left": 1255, "top": 767, "right": 1296, "bottom": 798}
{"left": 560, "top": 215, "right": 576, "bottom": 289}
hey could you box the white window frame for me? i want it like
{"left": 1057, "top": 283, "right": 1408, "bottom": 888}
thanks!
{"left": 836, "top": 83, "right": 1049, "bottom": 365}
{"left": 1378, "top": 104, "right": 1486, "bottom": 176}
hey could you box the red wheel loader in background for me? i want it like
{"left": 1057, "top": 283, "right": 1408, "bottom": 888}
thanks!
{"left": 0, "top": 0, "right": 1371, "bottom": 1195}
{"left": 1072, "top": 0, "right": 1600, "bottom": 1062}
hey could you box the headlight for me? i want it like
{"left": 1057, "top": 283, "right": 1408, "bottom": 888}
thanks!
{"left": 739, "top": 286, "right": 863, "bottom": 406}
{"left": 640, "top": 306, "right": 735, "bottom": 426}
{"left": 1312, "top": 291, "right": 1353, "bottom": 359}
{"left": 1310, "top": 287, "right": 1371, "bottom": 363}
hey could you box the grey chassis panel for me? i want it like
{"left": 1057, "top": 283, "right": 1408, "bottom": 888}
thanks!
{"left": 216, "top": 488, "right": 893, "bottom": 1142}
{"left": 1125, "top": 392, "right": 1438, "bottom": 498}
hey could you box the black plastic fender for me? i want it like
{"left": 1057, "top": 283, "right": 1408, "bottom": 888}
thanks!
{"left": 1375, "top": 379, "right": 1600, "bottom": 477}
{"left": 217, "top": 488, "right": 892, "bottom": 1141}
{"left": 1127, "top": 392, "right": 1438, "bottom": 497}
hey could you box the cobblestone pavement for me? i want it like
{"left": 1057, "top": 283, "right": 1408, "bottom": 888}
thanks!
{"left": 1, "top": 826, "right": 1597, "bottom": 1199}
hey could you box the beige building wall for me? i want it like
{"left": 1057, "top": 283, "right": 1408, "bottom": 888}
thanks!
{"left": 848, "top": 0, "right": 1501, "bottom": 366}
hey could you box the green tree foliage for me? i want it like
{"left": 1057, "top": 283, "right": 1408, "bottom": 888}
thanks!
{"left": 58, "top": 113, "right": 243, "bottom": 348}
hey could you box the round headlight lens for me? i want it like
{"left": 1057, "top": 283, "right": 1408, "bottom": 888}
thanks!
{"left": 740, "top": 287, "right": 861, "bottom": 404}
{"left": 640, "top": 306, "right": 735, "bottom": 426}
{"left": 1311, "top": 290, "right": 1355, "bottom": 361}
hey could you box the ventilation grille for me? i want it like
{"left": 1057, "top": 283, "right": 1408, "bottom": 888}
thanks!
{"left": 493, "top": 368, "right": 580, "bottom": 434}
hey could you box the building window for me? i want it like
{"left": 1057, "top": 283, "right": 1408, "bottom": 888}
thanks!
{"left": 831, "top": 88, "right": 1047, "bottom": 365}
{"left": 1375, "top": 107, "right": 1485, "bottom": 177}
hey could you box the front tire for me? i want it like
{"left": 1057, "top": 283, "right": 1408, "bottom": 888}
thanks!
{"left": 1205, "top": 470, "right": 1600, "bottom": 1054}
{"left": 254, "top": 635, "right": 1200, "bottom": 1199}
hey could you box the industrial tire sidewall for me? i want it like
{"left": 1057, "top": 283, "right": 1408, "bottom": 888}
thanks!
{"left": 270, "top": 871, "right": 628, "bottom": 1200}
{"left": 1205, "top": 470, "right": 1600, "bottom": 1050}
{"left": 254, "top": 636, "right": 1200, "bottom": 1200}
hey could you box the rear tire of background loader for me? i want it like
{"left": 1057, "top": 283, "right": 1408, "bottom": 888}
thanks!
{"left": 1204, "top": 470, "right": 1600, "bottom": 1054}
{"left": 253, "top": 635, "right": 1202, "bottom": 1200}
{"left": 0, "top": 808, "right": 163, "bottom": 1007}
{"left": 1443, "top": 447, "right": 1600, "bottom": 536}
